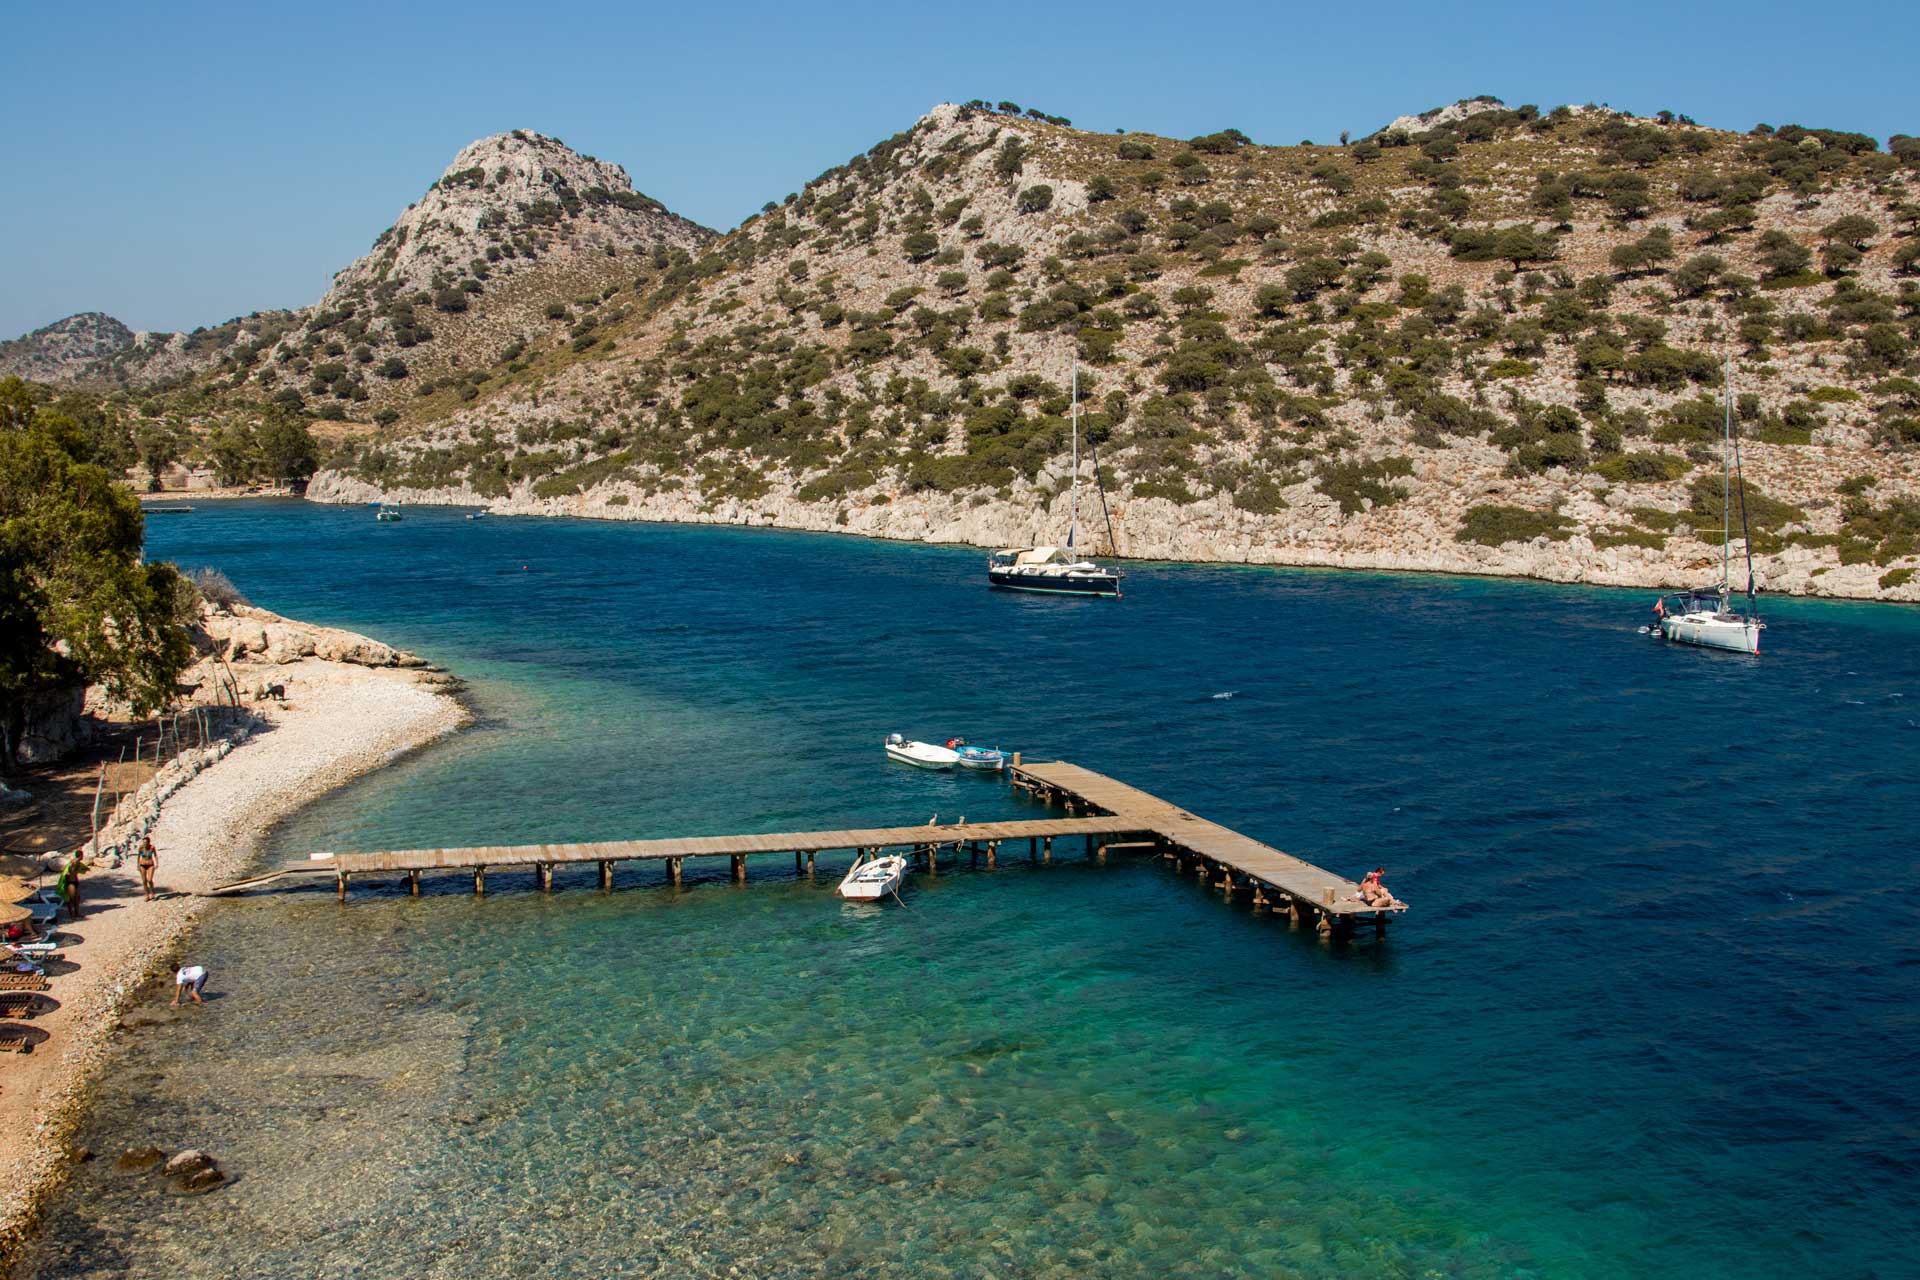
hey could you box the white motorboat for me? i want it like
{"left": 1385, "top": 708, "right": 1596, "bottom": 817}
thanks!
{"left": 1651, "top": 356, "right": 1764, "bottom": 656}
{"left": 885, "top": 733, "right": 959, "bottom": 768}
{"left": 837, "top": 850, "right": 908, "bottom": 901}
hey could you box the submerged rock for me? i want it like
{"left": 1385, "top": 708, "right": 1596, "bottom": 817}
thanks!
{"left": 115, "top": 1146, "right": 165, "bottom": 1172}
{"left": 177, "top": 1166, "right": 226, "bottom": 1194}
{"left": 161, "top": 1149, "right": 214, "bottom": 1178}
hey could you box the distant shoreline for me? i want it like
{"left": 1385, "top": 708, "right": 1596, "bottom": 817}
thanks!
{"left": 296, "top": 475, "right": 1918, "bottom": 607}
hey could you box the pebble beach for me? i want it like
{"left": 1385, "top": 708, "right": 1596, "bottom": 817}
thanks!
{"left": 0, "top": 627, "right": 466, "bottom": 1265}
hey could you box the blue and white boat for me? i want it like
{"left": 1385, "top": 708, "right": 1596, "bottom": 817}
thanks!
{"left": 947, "top": 739, "right": 1009, "bottom": 771}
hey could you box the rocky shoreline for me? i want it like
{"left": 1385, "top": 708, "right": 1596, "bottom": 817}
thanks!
{"left": 306, "top": 468, "right": 1919, "bottom": 605}
{"left": 0, "top": 608, "right": 468, "bottom": 1269}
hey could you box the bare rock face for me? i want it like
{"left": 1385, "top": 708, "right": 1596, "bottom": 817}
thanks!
{"left": 324, "top": 131, "right": 712, "bottom": 304}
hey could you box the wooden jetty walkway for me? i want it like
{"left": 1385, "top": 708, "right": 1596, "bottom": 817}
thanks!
{"left": 211, "top": 760, "right": 1403, "bottom": 940}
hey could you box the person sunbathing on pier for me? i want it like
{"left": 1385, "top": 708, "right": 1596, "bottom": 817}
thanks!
{"left": 1355, "top": 867, "right": 1401, "bottom": 908}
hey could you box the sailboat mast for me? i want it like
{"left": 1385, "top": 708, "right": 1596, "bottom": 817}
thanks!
{"left": 1721, "top": 354, "right": 1732, "bottom": 597}
{"left": 1069, "top": 358, "right": 1080, "bottom": 552}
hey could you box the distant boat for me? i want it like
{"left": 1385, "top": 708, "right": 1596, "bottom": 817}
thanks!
{"left": 837, "top": 849, "right": 907, "bottom": 901}
{"left": 141, "top": 504, "right": 194, "bottom": 514}
{"left": 365, "top": 500, "right": 383, "bottom": 507}
{"left": 1652, "top": 357, "right": 1763, "bottom": 655}
{"left": 989, "top": 357, "right": 1122, "bottom": 598}
{"left": 375, "top": 504, "right": 404, "bottom": 523}
{"left": 466, "top": 510, "right": 489, "bottom": 520}
{"left": 945, "top": 738, "right": 1009, "bottom": 771}
{"left": 885, "top": 734, "right": 959, "bottom": 768}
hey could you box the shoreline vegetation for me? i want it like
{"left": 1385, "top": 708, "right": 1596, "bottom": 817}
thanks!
{"left": 0, "top": 608, "right": 467, "bottom": 1268}
{"left": 302, "top": 474, "right": 1912, "bottom": 604}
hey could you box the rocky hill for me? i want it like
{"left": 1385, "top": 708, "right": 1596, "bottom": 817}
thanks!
{"left": 223, "top": 131, "right": 716, "bottom": 422}
{"left": 300, "top": 99, "right": 1920, "bottom": 600}
{"left": 0, "top": 311, "right": 288, "bottom": 388}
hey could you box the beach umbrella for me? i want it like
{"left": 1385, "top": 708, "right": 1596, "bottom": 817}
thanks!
{"left": 0, "top": 875, "right": 34, "bottom": 902}
{"left": 0, "top": 854, "right": 47, "bottom": 880}
{"left": 0, "top": 899, "right": 33, "bottom": 928}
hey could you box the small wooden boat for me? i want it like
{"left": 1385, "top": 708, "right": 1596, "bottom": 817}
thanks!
{"left": 885, "top": 734, "right": 959, "bottom": 768}
{"left": 945, "top": 738, "right": 1009, "bottom": 770}
{"left": 837, "top": 850, "right": 907, "bottom": 901}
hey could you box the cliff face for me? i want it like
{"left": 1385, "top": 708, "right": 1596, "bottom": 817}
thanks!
{"left": 310, "top": 100, "right": 1920, "bottom": 600}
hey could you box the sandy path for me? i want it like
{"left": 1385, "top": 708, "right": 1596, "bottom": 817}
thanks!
{"left": 0, "top": 658, "right": 466, "bottom": 1260}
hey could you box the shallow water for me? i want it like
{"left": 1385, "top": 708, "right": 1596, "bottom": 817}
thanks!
{"left": 23, "top": 501, "right": 1920, "bottom": 1278}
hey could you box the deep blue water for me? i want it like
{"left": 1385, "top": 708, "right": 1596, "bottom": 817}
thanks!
{"left": 27, "top": 499, "right": 1920, "bottom": 1278}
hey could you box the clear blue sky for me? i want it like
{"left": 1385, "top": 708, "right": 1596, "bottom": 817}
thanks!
{"left": 4, "top": 0, "right": 1914, "bottom": 339}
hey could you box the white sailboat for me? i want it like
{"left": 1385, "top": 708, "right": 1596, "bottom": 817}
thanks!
{"left": 1653, "top": 357, "right": 1764, "bottom": 655}
{"left": 988, "top": 359, "right": 1123, "bottom": 597}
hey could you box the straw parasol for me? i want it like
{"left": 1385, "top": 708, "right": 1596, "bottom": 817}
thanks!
{"left": 0, "top": 853, "right": 49, "bottom": 880}
{"left": 0, "top": 889, "right": 32, "bottom": 927}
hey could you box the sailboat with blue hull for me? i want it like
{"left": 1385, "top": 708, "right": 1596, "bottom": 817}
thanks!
{"left": 988, "top": 360, "right": 1123, "bottom": 598}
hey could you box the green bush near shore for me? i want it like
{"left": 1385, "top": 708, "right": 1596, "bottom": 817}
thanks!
{"left": 1455, "top": 503, "right": 1575, "bottom": 545}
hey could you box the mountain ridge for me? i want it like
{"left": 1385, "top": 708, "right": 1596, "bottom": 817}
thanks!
{"left": 14, "top": 100, "right": 1920, "bottom": 600}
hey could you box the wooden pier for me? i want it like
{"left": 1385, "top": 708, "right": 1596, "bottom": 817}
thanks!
{"left": 1011, "top": 761, "right": 1402, "bottom": 939}
{"left": 210, "top": 760, "right": 1402, "bottom": 940}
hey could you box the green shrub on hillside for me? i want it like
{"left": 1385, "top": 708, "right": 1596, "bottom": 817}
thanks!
{"left": 1455, "top": 504, "right": 1575, "bottom": 545}
{"left": 1593, "top": 450, "right": 1688, "bottom": 483}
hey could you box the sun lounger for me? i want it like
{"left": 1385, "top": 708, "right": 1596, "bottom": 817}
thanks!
{"left": 0, "top": 993, "right": 39, "bottom": 1019}
{"left": 5, "top": 935, "right": 62, "bottom": 961}
{"left": 0, "top": 974, "right": 49, "bottom": 992}
{"left": 0, "top": 1032, "right": 30, "bottom": 1054}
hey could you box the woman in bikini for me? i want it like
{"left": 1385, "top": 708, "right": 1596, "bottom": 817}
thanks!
{"left": 137, "top": 835, "right": 159, "bottom": 901}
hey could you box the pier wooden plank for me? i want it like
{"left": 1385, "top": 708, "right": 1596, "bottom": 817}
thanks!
{"left": 1012, "top": 762, "right": 1398, "bottom": 917}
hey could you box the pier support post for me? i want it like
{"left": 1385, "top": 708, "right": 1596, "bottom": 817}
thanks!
{"left": 731, "top": 854, "right": 746, "bottom": 884}
{"left": 599, "top": 861, "right": 613, "bottom": 892}
{"left": 668, "top": 857, "right": 682, "bottom": 887}
{"left": 336, "top": 871, "right": 347, "bottom": 902}
{"left": 475, "top": 866, "right": 486, "bottom": 896}
{"left": 1042, "top": 837, "right": 1052, "bottom": 864}
{"left": 538, "top": 863, "right": 552, "bottom": 892}
{"left": 795, "top": 851, "right": 804, "bottom": 875}
{"left": 408, "top": 870, "right": 419, "bottom": 897}
{"left": 1375, "top": 912, "right": 1388, "bottom": 940}
{"left": 1287, "top": 898, "right": 1302, "bottom": 929}
{"left": 1029, "top": 837, "right": 1037, "bottom": 861}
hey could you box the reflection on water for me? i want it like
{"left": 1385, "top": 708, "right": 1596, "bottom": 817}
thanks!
{"left": 22, "top": 501, "right": 1920, "bottom": 1278}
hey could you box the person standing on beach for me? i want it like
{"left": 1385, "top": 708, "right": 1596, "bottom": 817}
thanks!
{"left": 172, "top": 965, "right": 208, "bottom": 1006}
{"left": 56, "top": 849, "right": 89, "bottom": 920}
{"left": 136, "top": 835, "right": 159, "bottom": 901}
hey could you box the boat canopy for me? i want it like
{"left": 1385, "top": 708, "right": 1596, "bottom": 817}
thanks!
{"left": 1011, "top": 546, "right": 1070, "bottom": 565}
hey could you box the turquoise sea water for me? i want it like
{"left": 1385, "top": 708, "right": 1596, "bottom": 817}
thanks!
{"left": 23, "top": 500, "right": 1920, "bottom": 1278}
